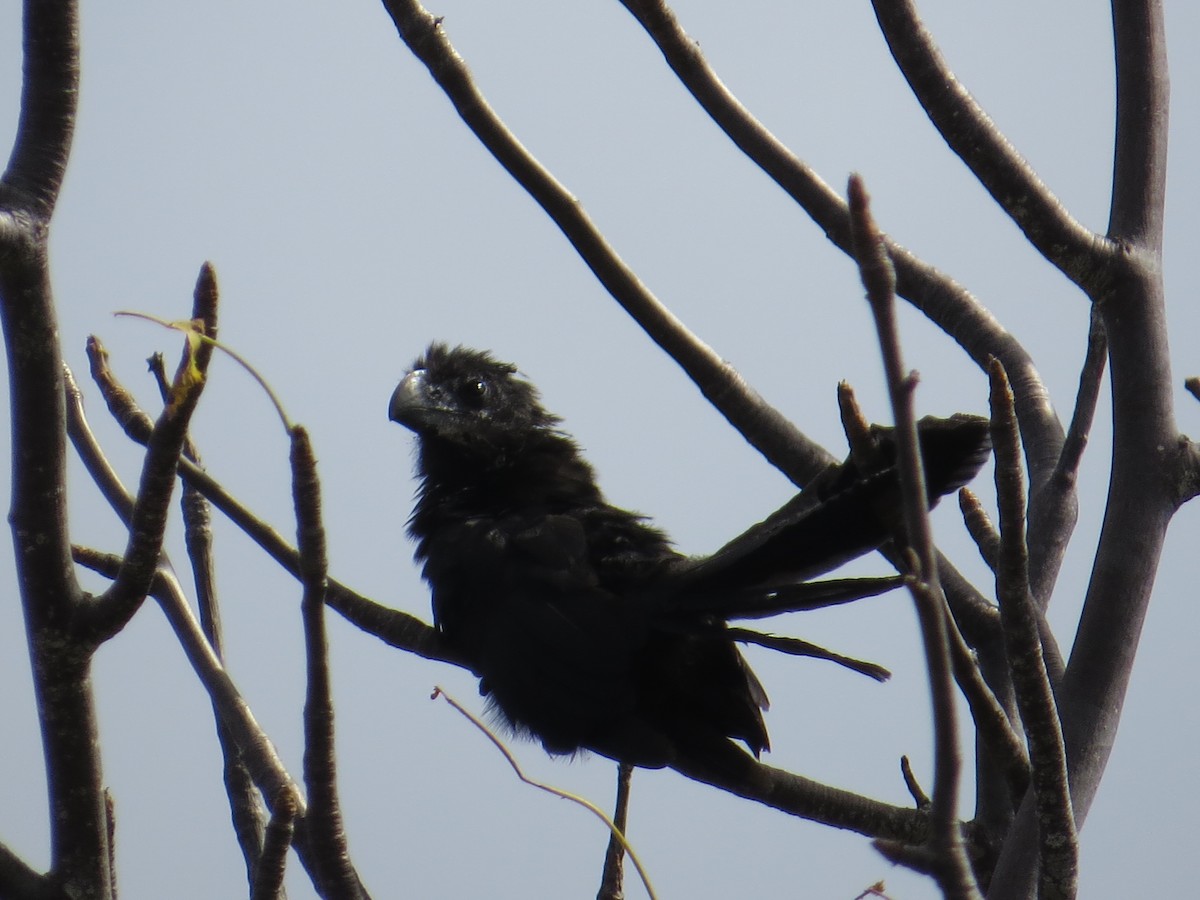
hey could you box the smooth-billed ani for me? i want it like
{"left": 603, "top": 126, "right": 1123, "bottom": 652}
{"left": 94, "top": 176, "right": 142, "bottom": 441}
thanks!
{"left": 389, "top": 343, "right": 989, "bottom": 769}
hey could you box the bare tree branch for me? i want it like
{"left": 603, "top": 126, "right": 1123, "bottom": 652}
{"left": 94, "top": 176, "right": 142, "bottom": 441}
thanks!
{"left": 1, "top": 1, "right": 77, "bottom": 217}
{"left": 596, "top": 763, "right": 634, "bottom": 900}
{"left": 869, "top": 0, "right": 1111, "bottom": 291}
{"left": 990, "top": 360, "right": 1077, "bottom": 900}
{"left": 0, "top": 3, "right": 117, "bottom": 894}
{"left": 992, "top": 4, "right": 1172, "bottom": 895}
{"left": 899, "top": 756, "right": 930, "bottom": 810}
{"left": 849, "top": 175, "right": 979, "bottom": 899}
{"left": 77, "top": 266, "right": 217, "bottom": 643}
{"left": 292, "top": 426, "right": 368, "bottom": 898}
{"left": 1027, "top": 311, "right": 1106, "bottom": 608}
{"left": 378, "top": 0, "right": 842, "bottom": 487}
{"left": 1109, "top": 0, "right": 1169, "bottom": 247}
{"left": 85, "top": 334, "right": 454, "bottom": 665}
{"left": 944, "top": 612, "right": 1030, "bottom": 805}
{"left": 670, "top": 750, "right": 926, "bottom": 843}
{"left": 148, "top": 350, "right": 273, "bottom": 888}
{"left": 73, "top": 548, "right": 303, "bottom": 809}
{"left": 613, "top": 0, "right": 1066, "bottom": 492}
{"left": 1057, "top": 0, "right": 1173, "bottom": 816}
{"left": 251, "top": 791, "right": 296, "bottom": 900}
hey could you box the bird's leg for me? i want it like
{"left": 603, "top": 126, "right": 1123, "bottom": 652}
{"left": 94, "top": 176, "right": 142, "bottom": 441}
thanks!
{"left": 596, "top": 761, "right": 634, "bottom": 900}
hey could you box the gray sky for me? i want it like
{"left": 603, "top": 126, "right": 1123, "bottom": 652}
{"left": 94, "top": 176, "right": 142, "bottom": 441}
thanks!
{"left": 1, "top": 1, "right": 1198, "bottom": 897}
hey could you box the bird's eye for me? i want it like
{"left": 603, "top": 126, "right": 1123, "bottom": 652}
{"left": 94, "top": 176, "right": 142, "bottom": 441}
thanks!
{"left": 457, "top": 377, "right": 489, "bottom": 408}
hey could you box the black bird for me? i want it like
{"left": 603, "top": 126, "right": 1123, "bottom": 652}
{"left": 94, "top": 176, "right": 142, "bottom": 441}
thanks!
{"left": 389, "top": 343, "right": 990, "bottom": 769}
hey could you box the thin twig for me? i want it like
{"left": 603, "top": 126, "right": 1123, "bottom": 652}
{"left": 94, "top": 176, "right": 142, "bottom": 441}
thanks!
{"left": 117, "top": 310, "right": 292, "bottom": 430}
{"left": 936, "top": 587, "right": 1030, "bottom": 804}
{"left": 958, "top": 488, "right": 999, "bottom": 573}
{"left": 74, "top": 542, "right": 381, "bottom": 895}
{"left": 989, "top": 360, "right": 1077, "bottom": 900}
{"left": 74, "top": 546, "right": 303, "bottom": 811}
{"left": 149, "top": 350, "right": 273, "bottom": 884}
{"left": 849, "top": 175, "right": 979, "bottom": 899}
{"left": 1028, "top": 310, "right": 1107, "bottom": 607}
{"left": 434, "top": 689, "right": 658, "bottom": 900}
{"left": 899, "top": 757, "right": 930, "bottom": 810}
{"left": 293, "top": 426, "right": 366, "bottom": 898}
{"left": 597, "top": 762, "right": 634, "bottom": 900}
{"left": 86, "top": 338, "right": 454, "bottom": 664}
{"left": 79, "top": 266, "right": 218, "bottom": 643}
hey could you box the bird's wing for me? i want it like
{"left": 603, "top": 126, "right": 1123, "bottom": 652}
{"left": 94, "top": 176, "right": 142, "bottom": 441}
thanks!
{"left": 672, "top": 413, "right": 992, "bottom": 601}
{"left": 424, "top": 512, "right": 648, "bottom": 751}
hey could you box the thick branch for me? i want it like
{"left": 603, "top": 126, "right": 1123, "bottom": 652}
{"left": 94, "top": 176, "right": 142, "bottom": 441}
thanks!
{"left": 991, "top": 3, "right": 1173, "bottom": 896}
{"left": 1, "top": 1, "right": 78, "bottom": 216}
{"left": 870, "top": 0, "right": 1111, "bottom": 291}
{"left": 1059, "top": 0, "right": 1173, "bottom": 820}
{"left": 1108, "top": 0, "right": 1169, "bottom": 246}
{"left": 614, "top": 0, "right": 1066, "bottom": 493}
{"left": 0, "top": 3, "right": 114, "bottom": 894}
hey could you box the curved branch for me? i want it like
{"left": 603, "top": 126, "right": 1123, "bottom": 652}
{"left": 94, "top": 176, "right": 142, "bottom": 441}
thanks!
{"left": 0, "top": 4, "right": 114, "bottom": 894}
{"left": 1059, "top": 0, "right": 1173, "bottom": 819}
{"left": 84, "top": 332, "right": 452, "bottom": 664}
{"left": 80, "top": 266, "right": 218, "bottom": 642}
{"left": 671, "top": 749, "right": 927, "bottom": 843}
{"left": 74, "top": 548, "right": 303, "bottom": 810}
{"left": 991, "top": 3, "right": 1173, "bottom": 896}
{"left": 1, "top": 1, "right": 78, "bottom": 217}
{"left": 613, "top": 0, "right": 1066, "bottom": 499}
{"left": 379, "top": 0, "right": 835, "bottom": 485}
{"left": 870, "top": 0, "right": 1112, "bottom": 291}
{"left": 173, "top": 449, "right": 453, "bottom": 664}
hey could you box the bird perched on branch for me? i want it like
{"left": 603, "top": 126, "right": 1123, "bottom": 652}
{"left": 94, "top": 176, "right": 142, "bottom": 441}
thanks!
{"left": 389, "top": 343, "right": 990, "bottom": 769}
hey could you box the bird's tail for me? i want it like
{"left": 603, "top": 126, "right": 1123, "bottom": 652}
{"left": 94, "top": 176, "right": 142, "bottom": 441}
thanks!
{"left": 675, "top": 413, "right": 991, "bottom": 597}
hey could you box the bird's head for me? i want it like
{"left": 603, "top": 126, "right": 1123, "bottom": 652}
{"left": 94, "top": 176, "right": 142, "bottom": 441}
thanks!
{"left": 389, "top": 343, "right": 561, "bottom": 456}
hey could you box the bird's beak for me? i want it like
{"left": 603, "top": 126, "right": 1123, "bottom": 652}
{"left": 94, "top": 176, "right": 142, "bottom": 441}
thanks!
{"left": 388, "top": 368, "right": 430, "bottom": 430}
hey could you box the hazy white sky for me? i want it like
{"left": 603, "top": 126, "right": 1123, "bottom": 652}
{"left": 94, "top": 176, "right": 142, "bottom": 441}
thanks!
{"left": 2, "top": 1, "right": 1198, "bottom": 897}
